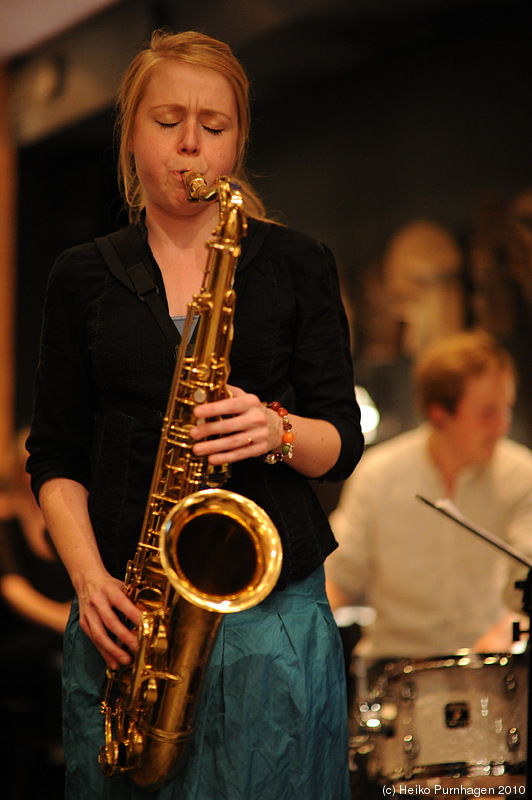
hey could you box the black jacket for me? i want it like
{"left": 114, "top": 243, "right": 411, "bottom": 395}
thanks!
{"left": 27, "top": 219, "right": 363, "bottom": 587}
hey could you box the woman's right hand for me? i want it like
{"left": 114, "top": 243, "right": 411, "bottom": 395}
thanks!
{"left": 76, "top": 569, "right": 143, "bottom": 670}
{"left": 38, "top": 478, "right": 143, "bottom": 671}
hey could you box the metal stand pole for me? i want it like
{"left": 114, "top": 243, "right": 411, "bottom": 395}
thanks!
{"left": 514, "top": 571, "right": 531, "bottom": 792}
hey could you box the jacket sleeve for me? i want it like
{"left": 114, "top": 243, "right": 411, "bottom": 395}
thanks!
{"left": 26, "top": 248, "right": 98, "bottom": 500}
{"left": 288, "top": 239, "right": 364, "bottom": 481}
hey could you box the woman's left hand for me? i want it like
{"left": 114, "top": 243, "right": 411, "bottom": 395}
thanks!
{"left": 190, "top": 385, "right": 282, "bottom": 465}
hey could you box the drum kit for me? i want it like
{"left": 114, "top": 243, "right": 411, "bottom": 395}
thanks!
{"left": 349, "top": 499, "right": 531, "bottom": 797}
{"left": 350, "top": 651, "right": 527, "bottom": 795}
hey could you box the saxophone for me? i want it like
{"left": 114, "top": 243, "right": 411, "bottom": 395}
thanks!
{"left": 98, "top": 174, "right": 283, "bottom": 791}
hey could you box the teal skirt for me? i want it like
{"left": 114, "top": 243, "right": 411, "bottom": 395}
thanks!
{"left": 62, "top": 566, "right": 351, "bottom": 800}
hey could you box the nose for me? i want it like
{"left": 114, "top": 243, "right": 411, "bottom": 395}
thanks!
{"left": 178, "top": 118, "right": 200, "bottom": 154}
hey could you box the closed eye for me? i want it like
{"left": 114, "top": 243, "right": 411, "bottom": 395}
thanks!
{"left": 156, "top": 121, "right": 223, "bottom": 136}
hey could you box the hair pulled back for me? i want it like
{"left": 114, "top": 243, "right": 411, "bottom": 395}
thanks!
{"left": 116, "top": 30, "right": 264, "bottom": 221}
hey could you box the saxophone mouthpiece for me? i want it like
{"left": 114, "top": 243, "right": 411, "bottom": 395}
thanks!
{"left": 183, "top": 171, "right": 217, "bottom": 202}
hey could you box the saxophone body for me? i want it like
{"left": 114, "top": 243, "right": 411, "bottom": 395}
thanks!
{"left": 98, "top": 175, "right": 283, "bottom": 791}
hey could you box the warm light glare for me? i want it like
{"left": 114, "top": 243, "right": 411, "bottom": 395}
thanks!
{"left": 355, "top": 386, "right": 380, "bottom": 444}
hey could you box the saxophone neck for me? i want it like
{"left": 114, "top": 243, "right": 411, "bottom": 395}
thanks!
{"left": 183, "top": 172, "right": 247, "bottom": 237}
{"left": 183, "top": 171, "right": 218, "bottom": 202}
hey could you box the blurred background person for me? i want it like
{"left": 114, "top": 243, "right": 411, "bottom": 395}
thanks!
{"left": 0, "top": 428, "right": 73, "bottom": 799}
{"left": 326, "top": 330, "right": 532, "bottom": 664}
{"left": 352, "top": 219, "right": 468, "bottom": 444}
{"left": 468, "top": 187, "right": 532, "bottom": 446}
{"left": 382, "top": 219, "right": 466, "bottom": 361}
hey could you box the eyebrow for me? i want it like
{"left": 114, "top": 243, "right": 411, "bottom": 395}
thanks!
{"left": 151, "top": 104, "right": 233, "bottom": 123}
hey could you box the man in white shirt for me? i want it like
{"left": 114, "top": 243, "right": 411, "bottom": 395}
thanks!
{"left": 326, "top": 330, "right": 532, "bottom": 661}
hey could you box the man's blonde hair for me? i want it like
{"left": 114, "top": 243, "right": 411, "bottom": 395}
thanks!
{"left": 414, "top": 329, "right": 516, "bottom": 416}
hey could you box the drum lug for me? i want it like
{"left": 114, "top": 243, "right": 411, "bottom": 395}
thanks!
{"left": 400, "top": 680, "right": 416, "bottom": 702}
{"left": 355, "top": 701, "right": 380, "bottom": 732}
{"left": 507, "top": 726, "right": 520, "bottom": 751}
{"left": 504, "top": 672, "right": 517, "bottom": 697}
{"left": 403, "top": 733, "right": 419, "bottom": 758}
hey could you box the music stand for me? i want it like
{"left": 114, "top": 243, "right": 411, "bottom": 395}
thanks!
{"left": 417, "top": 494, "right": 532, "bottom": 790}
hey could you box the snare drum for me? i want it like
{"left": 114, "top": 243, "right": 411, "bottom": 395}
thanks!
{"left": 363, "top": 652, "right": 527, "bottom": 788}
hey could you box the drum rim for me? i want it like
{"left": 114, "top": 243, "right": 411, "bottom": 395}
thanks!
{"left": 386, "top": 759, "right": 527, "bottom": 782}
{"left": 381, "top": 650, "right": 524, "bottom": 679}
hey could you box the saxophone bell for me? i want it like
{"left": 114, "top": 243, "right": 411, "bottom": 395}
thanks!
{"left": 160, "top": 488, "right": 283, "bottom": 613}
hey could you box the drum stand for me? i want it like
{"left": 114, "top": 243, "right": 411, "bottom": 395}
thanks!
{"left": 417, "top": 495, "right": 532, "bottom": 790}
{"left": 516, "top": 568, "right": 532, "bottom": 788}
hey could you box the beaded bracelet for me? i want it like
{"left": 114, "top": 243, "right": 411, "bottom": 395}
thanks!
{"left": 263, "top": 401, "right": 295, "bottom": 464}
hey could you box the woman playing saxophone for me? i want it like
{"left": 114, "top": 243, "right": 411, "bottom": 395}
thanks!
{"left": 26, "top": 29, "right": 363, "bottom": 800}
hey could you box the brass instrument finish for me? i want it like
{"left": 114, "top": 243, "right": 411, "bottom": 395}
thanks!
{"left": 98, "top": 174, "right": 282, "bottom": 791}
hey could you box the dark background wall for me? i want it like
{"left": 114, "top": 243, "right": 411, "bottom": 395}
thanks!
{"left": 14, "top": 0, "right": 532, "bottom": 430}
{"left": 246, "top": 1, "right": 532, "bottom": 271}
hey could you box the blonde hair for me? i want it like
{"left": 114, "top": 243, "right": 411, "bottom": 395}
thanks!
{"left": 115, "top": 29, "right": 265, "bottom": 221}
{"left": 414, "top": 329, "right": 516, "bottom": 416}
